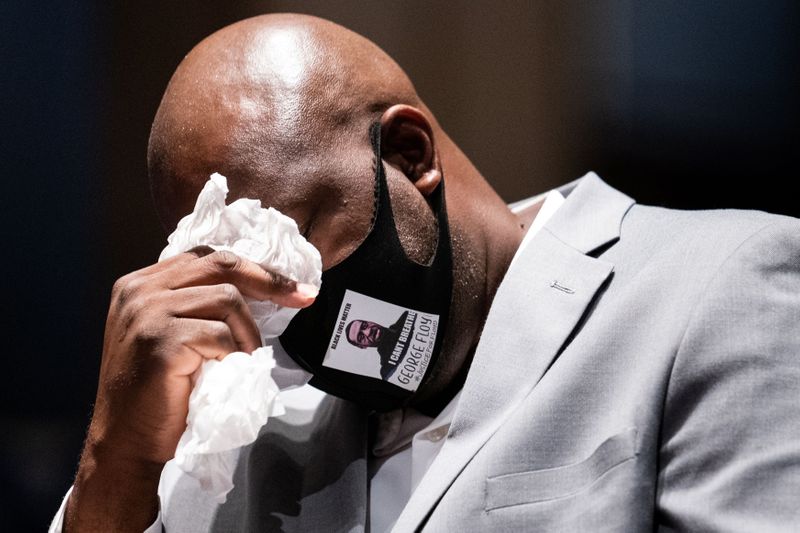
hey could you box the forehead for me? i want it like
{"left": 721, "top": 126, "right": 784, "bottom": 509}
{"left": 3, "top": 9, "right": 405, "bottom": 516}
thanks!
{"left": 347, "top": 320, "right": 364, "bottom": 338}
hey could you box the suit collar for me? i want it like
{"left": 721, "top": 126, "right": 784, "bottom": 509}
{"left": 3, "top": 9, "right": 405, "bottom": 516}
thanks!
{"left": 548, "top": 171, "right": 635, "bottom": 255}
{"left": 393, "top": 173, "right": 634, "bottom": 531}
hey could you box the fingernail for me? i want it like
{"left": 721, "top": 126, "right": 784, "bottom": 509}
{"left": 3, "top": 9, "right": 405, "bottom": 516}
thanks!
{"left": 296, "top": 283, "right": 319, "bottom": 299}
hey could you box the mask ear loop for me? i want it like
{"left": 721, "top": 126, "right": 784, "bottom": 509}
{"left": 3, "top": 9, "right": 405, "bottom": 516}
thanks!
{"left": 369, "top": 120, "right": 451, "bottom": 268}
{"left": 364, "top": 121, "right": 405, "bottom": 253}
{"left": 366, "top": 121, "right": 382, "bottom": 235}
{"left": 428, "top": 158, "right": 450, "bottom": 269}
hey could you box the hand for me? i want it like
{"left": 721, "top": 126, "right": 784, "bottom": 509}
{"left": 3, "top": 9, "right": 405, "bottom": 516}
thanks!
{"left": 65, "top": 247, "right": 316, "bottom": 532}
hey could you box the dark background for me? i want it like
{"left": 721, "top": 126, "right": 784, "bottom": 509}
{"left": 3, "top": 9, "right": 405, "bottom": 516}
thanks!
{"left": 2, "top": 1, "right": 797, "bottom": 528}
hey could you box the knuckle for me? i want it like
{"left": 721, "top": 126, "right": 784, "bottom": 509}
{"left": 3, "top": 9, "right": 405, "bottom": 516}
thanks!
{"left": 186, "top": 245, "right": 214, "bottom": 258}
{"left": 111, "top": 275, "right": 129, "bottom": 294}
{"left": 113, "top": 277, "right": 145, "bottom": 306}
{"left": 218, "top": 283, "right": 243, "bottom": 309}
{"left": 111, "top": 275, "right": 132, "bottom": 299}
{"left": 210, "top": 250, "right": 241, "bottom": 272}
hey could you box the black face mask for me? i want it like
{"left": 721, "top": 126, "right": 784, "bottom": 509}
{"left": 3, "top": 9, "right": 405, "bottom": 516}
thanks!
{"left": 279, "top": 122, "right": 453, "bottom": 412}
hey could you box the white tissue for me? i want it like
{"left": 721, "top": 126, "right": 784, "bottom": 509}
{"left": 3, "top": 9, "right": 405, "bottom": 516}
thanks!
{"left": 160, "top": 172, "right": 322, "bottom": 337}
{"left": 174, "top": 347, "right": 282, "bottom": 499}
{"left": 160, "top": 173, "right": 322, "bottom": 502}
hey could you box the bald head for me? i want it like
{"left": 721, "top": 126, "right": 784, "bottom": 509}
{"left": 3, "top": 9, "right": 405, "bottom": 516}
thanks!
{"left": 149, "top": 14, "right": 422, "bottom": 230}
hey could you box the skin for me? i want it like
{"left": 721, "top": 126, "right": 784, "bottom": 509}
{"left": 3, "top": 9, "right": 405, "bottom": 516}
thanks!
{"left": 346, "top": 319, "right": 385, "bottom": 348}
{"left": 65, "top": 14, "right": 544, "bottom": 532}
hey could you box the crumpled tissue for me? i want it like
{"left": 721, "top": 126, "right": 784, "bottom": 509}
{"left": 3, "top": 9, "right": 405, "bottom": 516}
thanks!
{"left": 159, "top": 172, "right": 322, "bottom": 502}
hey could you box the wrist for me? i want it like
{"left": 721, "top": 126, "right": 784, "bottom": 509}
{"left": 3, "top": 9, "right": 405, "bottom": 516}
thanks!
{"left": 65, "top": 439, "right": 163, "bottom": 532}
{"left": 83, "top": 429, "right": 167, "bottom": 479}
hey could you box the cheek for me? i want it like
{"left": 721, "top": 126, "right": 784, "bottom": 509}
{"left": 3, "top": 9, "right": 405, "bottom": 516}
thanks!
{"left": 384, "top": 167, "right": 438, "bottom": 265}
{"left": 289, "top": 160, "right": 438, "bottom": 270}
{"left": 309, "top": 181, "right": 375, "bottom": 270}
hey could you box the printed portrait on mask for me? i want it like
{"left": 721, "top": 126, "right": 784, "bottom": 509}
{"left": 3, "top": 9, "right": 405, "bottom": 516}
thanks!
{"left": 344, "top": 312, "right": 412, "bottom": 380}
{"left": 322, "top": 290, "right": 439, "bottom": 391}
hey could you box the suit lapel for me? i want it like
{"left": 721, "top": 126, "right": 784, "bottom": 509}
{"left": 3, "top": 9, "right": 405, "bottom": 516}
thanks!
{"left": 393, "top": 173, "right": 634, "bottom": 531}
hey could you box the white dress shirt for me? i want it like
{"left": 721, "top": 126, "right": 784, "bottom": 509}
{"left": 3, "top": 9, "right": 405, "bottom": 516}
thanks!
{"left": 49, "top": 189, "right": 564, "bottom": 533}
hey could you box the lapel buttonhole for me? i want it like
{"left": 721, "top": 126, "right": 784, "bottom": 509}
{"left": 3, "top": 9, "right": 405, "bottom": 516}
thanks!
{"left": 550, "top": 280, "right": 575, "bottom": 294}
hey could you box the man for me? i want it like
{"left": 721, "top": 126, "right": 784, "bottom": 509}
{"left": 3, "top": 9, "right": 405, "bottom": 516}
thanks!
{"left": 55, "top": 13, "right": 800, "bottom": 532}
{"left": 346, "top": 313, "right": 413, "bottom": 380}
{"left": 346, "top": 318, "right": 391, "bottom": 350}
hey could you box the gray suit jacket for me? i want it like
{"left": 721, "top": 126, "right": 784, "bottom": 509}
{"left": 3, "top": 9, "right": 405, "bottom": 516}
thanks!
{"left": 161, "top": 173, "right": 800, "bottom": 532}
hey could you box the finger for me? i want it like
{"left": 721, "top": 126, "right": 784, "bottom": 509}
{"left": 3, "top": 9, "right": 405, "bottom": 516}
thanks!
{"left": 162, "top": 250, "right": 318, "bottom": 308}
{"left": 172, "top": 318, "right": 239, "bottom": 368}
{"left": 118, "top": 246, "right": 215, "bottom": 287}
{"left": 169, "top": 284, "right": 262, "bottom": 354}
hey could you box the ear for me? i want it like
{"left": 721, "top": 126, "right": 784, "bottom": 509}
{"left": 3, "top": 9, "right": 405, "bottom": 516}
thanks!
{"left": 379, "top": 104, "right": 442, "bottom": 197}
